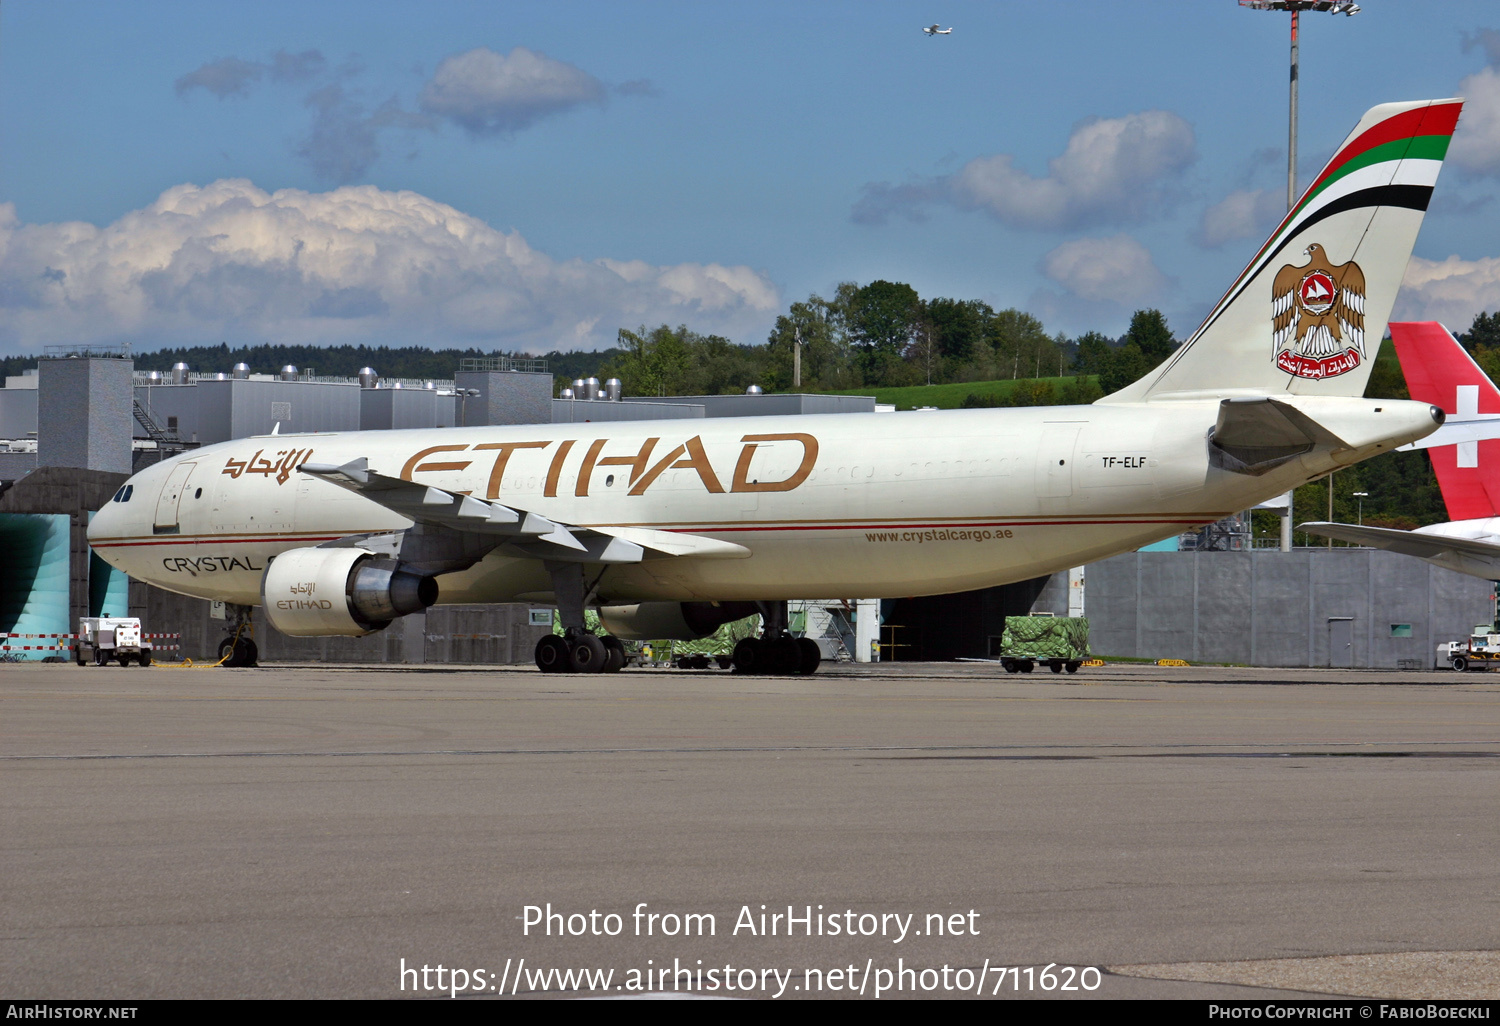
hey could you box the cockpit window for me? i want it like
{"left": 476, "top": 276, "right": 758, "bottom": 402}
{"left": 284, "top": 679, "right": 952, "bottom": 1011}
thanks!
{"left": 113, "top": 484, "right": 134, "bottom": 503}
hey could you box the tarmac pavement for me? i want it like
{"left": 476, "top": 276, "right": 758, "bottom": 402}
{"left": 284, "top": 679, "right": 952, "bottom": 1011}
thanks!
{"left": 3, "top": 660, "right": 1499, "bottom": 1000}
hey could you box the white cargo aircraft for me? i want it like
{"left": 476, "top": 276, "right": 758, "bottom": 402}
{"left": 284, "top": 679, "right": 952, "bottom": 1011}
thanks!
{"left": 1301, "top": 320, "right": 1500, "bottom": 579}
{"left": 89, "top": 99, "right": 1461, "bottom": 674}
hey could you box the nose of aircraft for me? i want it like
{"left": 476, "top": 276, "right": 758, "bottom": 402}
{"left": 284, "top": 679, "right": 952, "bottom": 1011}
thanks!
{"left": 87, "top": 479, "right": 135, "bottom": 546}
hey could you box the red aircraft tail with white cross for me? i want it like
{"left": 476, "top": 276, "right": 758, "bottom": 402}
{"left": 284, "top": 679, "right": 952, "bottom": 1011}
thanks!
{"left": 1389, "top": 321, "right": 1500, "bottom": 520}
{"left": 1298, "top": 321, "right": 1500, "bottom": 579}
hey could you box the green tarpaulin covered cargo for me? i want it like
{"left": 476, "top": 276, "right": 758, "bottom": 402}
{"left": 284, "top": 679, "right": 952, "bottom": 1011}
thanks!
{"left": 1001, "top": 616, "right": 1090, "bottom": 660}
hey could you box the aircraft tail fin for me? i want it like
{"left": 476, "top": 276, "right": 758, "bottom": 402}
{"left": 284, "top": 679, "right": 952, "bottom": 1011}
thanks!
{"left": 1102, "top": 99, "right": 1463, "bottom": 404}
{"left": 1390, "top": 320, "right": 1500, "bottom": 520}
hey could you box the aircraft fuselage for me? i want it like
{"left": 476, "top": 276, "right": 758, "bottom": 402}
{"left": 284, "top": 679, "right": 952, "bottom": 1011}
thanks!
{"left": 88, "top": 399, "right": 1433, "bottom": 608}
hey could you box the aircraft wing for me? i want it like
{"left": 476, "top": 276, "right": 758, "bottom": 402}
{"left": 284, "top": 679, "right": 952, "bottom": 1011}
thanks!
{"left": 1297, "top": 521, "right": 1500, "bottom": 562}
{"left": 300, "top": 457, "right": 750, "bottom": 563}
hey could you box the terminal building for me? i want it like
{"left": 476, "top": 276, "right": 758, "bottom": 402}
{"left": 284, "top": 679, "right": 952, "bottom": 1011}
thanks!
{"left": 0, "top": 346, "right": 1490, "bottom": 668}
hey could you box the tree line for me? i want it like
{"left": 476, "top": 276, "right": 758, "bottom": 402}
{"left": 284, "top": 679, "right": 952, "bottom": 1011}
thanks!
{"left": 6, "top": 278, "right": 1500, "bottom": 534}
{"left": 598, "top": 280, "right": 1179, "bottom": 402}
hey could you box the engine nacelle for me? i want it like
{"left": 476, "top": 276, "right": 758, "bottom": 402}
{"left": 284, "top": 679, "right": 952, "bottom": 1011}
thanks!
{"left": 598, "top": 601, "right": 757, "bottom": 641}
{"left": 261, "top": 547, "right": 438, "bottom": 637}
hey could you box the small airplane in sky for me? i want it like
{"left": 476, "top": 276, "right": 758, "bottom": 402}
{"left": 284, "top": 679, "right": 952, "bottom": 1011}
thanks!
{"left": 922, "top": 24, "right": 953, "bottom": 36}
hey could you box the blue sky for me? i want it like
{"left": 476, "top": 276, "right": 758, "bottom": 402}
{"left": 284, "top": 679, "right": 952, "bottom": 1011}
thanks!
{"left": 3, "top": 0, "right": 1500, "bottom": 357}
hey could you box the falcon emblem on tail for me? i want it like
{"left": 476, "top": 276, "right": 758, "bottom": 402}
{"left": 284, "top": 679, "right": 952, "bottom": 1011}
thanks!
{"left": 1272, "top": 243, "right": 1366, "bottom": 380}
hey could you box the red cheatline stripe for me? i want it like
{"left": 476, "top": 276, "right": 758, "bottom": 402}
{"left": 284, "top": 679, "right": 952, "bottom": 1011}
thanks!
{"left": 93, "top": 535, "right": 345, "bottom": 549}
{"left": 705, "top": 518, "right": 1219, "bottom": 533}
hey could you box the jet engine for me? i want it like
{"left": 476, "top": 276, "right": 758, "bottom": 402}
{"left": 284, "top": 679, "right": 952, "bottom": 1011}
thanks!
{"left": 597, "top": 601, "right": 758, "bottom": 641}
{"left": 261, "top": 547, "right": 438, "bottom": 637}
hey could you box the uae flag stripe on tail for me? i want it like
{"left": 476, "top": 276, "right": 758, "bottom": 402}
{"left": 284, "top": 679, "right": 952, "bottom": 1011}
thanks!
{"left": 1186, "top": 100, "right": 1462, "bottom": 348}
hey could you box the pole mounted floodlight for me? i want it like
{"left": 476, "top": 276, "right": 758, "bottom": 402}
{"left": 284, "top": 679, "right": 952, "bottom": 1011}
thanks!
{"left": 1241, "top": 0, "right": 1361, "bottom": 552}
{"left": 1239, "top": 1, "right": 1362, "bottom": 210}
{"left": 1352, "top": 491, "right": 1368, "bottom": 526}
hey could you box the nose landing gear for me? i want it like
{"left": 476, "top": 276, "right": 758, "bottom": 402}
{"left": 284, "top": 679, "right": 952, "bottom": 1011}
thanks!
{"left": 217, "top": 605, "right": 259, "bottom": 667}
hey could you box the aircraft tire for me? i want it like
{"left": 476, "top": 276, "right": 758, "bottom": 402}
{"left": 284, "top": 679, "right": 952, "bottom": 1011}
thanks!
{"left": 602, "top": 637, "right": 626, "bottom": 673}
{"left": 796, "top": 638, "right": 822, "bottom": 676}
{"left": 731, "top": 638, "right": 761, "bottom": 674}
{"left": 569, "top": 634, "right": 608, "bottom": 673}
{"left": 242, "top": 639, "right": 259, "bottom": 668}
{"left": 535, "top": 635, "right": 569, "bottom": 673}
{"left": 762, "top": 636, "right": 800, "bottom": 675}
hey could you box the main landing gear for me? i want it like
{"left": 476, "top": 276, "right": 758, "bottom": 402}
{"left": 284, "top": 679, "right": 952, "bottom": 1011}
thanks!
{"left": 534, "top": 562, "right": 626, "bottom": 674}
{"left": 534, "top": 632, "right": 626, "bottom": 674}
{"left": 731, "top": 601, "right": 821, "bottom": 676}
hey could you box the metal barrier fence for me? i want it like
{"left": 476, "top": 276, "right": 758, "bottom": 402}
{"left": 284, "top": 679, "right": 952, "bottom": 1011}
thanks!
{"left": 0, "top": 633, "right": 182, "bottom": 652}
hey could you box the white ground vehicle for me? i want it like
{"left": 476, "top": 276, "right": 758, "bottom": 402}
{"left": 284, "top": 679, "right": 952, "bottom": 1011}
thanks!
{"left": 1438, "top": 625, "right": 1500, "bottom": 671}
{"left": 76, "top": 617, "right": 153, "bottom": 667}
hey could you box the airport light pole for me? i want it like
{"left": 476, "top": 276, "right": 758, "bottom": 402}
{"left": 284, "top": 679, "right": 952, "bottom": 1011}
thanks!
{"left": 1240, "top": 0, "right": 1361, "bottom": 551}
{"left": 1353, "top": 491, "right": 1367, "bottom": 526}
{"left": 1238, "top": 1, "right": 1361, "bottom": 209}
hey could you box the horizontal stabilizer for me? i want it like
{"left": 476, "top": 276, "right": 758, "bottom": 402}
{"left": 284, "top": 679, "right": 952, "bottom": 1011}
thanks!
{"left": 1211, "top": 395, "right": 1441, "bottom": 475}
{"left": 1211, "top": 397, "right": 1344, "bottom": 474}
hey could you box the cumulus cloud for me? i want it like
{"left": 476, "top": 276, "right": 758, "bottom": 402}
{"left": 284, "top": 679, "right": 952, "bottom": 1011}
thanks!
{"left": 1450, "top": 65, "right": 1500, "bottom": 175}
{"left": 418, "top": 47, "right": 605, "bottom": 135}
{"left": 0, "top": 181, "right": 779, "bottom": 354}
{"left": 853, "top": 110, "right": 1195, "bottom": 231}
{"left": 1196, "top": 188, "right": 1284, "bottom": 248}
{"left": 1041, "top": 235, "right": 1167, "bottom": 305}
{"left": 175, "top": 50, "right": 326, "bottom": 98}
{"left": 1396, "top": 254, "right": 1500, "bottom": 329}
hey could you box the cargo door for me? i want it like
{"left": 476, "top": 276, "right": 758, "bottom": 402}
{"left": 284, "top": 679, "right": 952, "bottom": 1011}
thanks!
{"left": 1035, "top": 424, "right": 1082, "bottom": 498}
{"left": 153, "top": 461, "right": 197, "bottom": 534}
